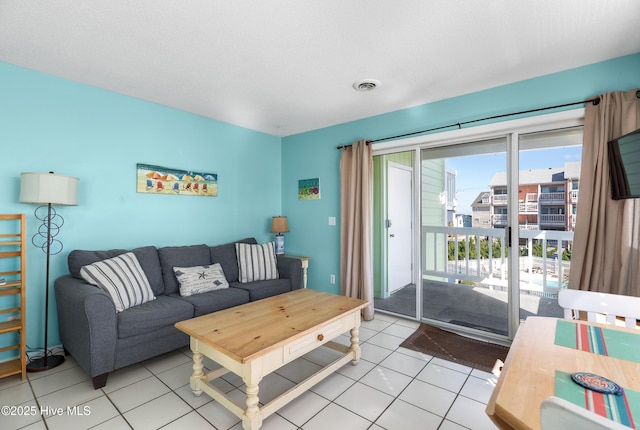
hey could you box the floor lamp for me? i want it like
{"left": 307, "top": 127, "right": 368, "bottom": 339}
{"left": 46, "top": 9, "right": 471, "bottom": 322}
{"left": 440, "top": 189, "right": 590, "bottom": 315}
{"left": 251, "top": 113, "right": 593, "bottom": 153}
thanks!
{"left": 20, "top": 172, "right": 79, "bottom": 372}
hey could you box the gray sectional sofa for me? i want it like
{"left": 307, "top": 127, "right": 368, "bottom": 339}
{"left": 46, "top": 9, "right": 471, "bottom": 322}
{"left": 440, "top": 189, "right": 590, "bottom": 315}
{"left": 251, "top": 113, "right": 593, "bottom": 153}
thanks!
{"left": 54, "top": 237, "right": 302, "bottom": 389}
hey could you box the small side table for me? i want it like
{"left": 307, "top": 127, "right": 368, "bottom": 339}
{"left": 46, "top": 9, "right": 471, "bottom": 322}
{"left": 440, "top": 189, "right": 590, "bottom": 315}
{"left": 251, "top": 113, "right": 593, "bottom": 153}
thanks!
{"left": 283, "top": 255, "right": 311, "bottom": 288}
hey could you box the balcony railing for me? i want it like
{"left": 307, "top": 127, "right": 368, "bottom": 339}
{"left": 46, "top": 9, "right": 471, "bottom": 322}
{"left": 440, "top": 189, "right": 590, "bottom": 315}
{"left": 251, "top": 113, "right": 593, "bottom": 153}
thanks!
{"left": 519, "top": 224, "right": 539, "bottom": 230}
{"left": 519, "top": 202, "right": 538, "bottom": 213}
{"left": 493, "top": 195, "right": 508, "bottom": 205}
{"left": 540, "top": 214, "right": 565, "bottom": 225}
{"left": 493, "top": 214, "right": 508, "bottom": 224}
{"left": 571, "top": 190, "right": 579, "bottom": 202}
{"left": 539, "top": 192, "right": 565, "bottom": 203}
{"left": 422, "top": 226, "right": 573, "bottom": 296}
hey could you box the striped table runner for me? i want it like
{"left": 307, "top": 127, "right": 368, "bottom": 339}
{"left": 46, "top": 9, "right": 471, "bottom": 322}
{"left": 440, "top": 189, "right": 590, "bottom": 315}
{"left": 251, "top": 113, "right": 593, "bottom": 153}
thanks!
{"left": 555, "top": 370, "right": 640, "bottom": 428}
{"left": 554, "top": 319, "right": 640, "bottom": 363}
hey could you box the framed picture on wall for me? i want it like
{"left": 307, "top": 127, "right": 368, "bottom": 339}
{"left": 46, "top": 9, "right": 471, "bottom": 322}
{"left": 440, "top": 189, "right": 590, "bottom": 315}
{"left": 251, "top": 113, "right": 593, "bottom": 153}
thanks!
{"left": 136, "top": 163, "right": 218, "bottom": 196}
{"left": 298, "top": 178, "right": 320, "bottom": 200}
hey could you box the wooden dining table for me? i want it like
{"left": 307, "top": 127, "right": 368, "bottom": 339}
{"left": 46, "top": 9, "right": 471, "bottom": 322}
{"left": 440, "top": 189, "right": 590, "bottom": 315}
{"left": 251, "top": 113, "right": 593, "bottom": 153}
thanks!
{"left": 486, "top": 316, "right": 640, "bottom": 429}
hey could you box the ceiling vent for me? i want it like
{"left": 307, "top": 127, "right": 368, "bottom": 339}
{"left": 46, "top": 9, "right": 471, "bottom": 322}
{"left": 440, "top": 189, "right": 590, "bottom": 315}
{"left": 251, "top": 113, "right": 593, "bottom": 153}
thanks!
{"left": 353, "top": 79, "right": 380, "bottom": 91}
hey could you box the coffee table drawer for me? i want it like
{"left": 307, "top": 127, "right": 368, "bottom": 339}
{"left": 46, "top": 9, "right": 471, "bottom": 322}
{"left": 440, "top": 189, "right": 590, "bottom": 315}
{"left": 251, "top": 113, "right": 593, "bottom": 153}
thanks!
{"left": 284, "top": 318, "right": 350, "bottom": 362}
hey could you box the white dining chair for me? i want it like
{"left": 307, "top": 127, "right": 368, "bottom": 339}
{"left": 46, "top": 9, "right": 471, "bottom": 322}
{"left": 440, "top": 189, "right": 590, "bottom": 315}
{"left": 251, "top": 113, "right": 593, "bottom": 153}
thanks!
{"left": 540, "top": 396, "right": 629, "bottom": 430}
{"left": 557, "top": 288, "right": 640, "bottom": 329}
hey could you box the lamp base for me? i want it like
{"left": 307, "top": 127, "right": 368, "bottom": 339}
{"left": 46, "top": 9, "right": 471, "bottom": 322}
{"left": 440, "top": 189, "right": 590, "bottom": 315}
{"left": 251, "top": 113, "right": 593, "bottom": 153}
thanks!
{"left": 26, "top": 354, "right": 65, "bottom": 372}
{"left": 275, "top": 235, "right": 285, "bottom": 255}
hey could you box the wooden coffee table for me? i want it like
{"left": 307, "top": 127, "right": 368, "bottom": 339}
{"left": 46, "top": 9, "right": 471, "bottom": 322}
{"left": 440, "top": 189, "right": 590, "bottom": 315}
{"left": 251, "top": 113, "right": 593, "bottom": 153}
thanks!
{"left": 175, "top": 289, "right": 369, "bottom": 430}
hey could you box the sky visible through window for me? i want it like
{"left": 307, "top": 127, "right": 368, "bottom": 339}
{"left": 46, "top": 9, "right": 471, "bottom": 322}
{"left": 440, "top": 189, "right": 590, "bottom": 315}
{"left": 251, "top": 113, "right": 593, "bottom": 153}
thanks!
{"left": 447, "top": 146, "right": 582, "bottom": 214}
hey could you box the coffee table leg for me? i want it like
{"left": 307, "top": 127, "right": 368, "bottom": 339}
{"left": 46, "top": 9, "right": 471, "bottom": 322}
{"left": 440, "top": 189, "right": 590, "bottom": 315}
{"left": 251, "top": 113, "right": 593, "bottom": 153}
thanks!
{"left": 190, "top": 351, "right": 204, "bottom": 397}
{"left": 242, "top": 380, "right": 262, "bottom": 430}
{"left": 350, "top": 326, "right": 361, "bottom": 365}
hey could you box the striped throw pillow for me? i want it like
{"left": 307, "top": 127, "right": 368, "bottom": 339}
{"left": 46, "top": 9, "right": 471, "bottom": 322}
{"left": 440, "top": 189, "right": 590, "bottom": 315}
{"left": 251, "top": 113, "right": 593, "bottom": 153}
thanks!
{"left": 80, "top": 252, "right": 155, "bottom": 312}
{"left": 235, "top": 242, "right": 279, "bottom": 283}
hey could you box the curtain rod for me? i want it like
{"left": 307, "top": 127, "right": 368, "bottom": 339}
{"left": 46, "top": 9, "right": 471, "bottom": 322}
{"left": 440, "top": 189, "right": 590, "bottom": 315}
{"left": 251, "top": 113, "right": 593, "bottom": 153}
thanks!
{"left": 336, "top": 96, "right": 602, "bottom": 150}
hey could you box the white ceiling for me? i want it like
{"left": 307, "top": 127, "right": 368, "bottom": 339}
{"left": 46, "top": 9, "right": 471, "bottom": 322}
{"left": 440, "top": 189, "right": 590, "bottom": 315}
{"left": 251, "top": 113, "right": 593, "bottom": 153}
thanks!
{"left": 1, "top": 1, "right": 639, "bottom": 137}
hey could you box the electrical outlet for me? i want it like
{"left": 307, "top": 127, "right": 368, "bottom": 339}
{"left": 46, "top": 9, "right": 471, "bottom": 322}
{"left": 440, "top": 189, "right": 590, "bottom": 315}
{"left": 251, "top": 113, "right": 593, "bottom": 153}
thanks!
{"left": 328, "top": 217, "right": 336, "bottom": 226}
{"left": 330, "top": 274, "right": 335, "bottom": 284}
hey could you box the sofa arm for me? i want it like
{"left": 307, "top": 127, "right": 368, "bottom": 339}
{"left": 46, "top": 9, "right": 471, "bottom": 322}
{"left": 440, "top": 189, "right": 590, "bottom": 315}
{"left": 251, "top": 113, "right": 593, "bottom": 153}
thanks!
{"left": 54, "top": 275, "right": 118, "bottom": 378}
{"left": 276, "top": 256, "right": 302, "bottom": 290}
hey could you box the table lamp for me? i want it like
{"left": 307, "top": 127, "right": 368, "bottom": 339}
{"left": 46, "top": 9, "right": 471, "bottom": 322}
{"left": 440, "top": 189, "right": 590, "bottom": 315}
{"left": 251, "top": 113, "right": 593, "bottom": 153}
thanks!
{"left": 270, "top": 216, "right": 289, "bottom": 255}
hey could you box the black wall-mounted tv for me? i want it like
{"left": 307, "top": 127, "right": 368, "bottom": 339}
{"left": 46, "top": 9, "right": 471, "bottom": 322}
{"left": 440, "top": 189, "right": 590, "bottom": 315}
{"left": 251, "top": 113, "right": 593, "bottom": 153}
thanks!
{"left": 608, "top": 128, "right": 640, "bottom": 200}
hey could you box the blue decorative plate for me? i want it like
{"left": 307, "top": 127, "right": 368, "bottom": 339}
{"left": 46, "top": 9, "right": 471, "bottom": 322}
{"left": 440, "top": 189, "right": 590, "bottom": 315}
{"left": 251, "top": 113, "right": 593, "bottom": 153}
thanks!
{"left": 571, "top": 372, "right": 624, "bottom": 395}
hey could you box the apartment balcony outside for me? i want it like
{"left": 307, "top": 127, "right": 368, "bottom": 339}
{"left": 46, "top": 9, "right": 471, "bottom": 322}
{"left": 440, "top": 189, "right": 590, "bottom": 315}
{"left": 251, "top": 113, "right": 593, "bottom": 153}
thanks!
{"left": 539, "top": 192, "right": 565, "bottom": 204}
{"left": 415, "top": 226, "right": 570, "bottom": 333}
{"left": 493, "top": 214, "right": 508, "bottom": 225}
{"left": 518, "top": 202, "right": 538, "bottom": 213}
{"left": 540, "top": 214, "right": 565, "bottom": 225}
{"left": 519, "top": 224, "right": 539, "bottom": 230}
{"left": 525, "top": 192, "right": 538, "bottom": 202}
{"left": 421, "top": 226, "right": 571, "bottom": 292}
{"left": 493, "top": 194, "right": 508, "bottom": 205}
{"left": 571, "top": 190, "right": 579, "bottom": 202}
{"left": 375, "top": 226, "right": 574, "bottom": 335}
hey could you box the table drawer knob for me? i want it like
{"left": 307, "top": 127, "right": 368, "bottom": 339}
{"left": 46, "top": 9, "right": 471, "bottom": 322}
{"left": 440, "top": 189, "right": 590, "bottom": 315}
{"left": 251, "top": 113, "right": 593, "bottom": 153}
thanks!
{"left": 317, "top": 334, "right": 324, "bottom": 341}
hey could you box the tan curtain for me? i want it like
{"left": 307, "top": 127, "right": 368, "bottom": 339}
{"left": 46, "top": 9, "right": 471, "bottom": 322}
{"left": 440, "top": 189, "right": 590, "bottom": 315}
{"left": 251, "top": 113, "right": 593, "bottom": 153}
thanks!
{"left": 340, "top": 139, "right": 374, "bottom": 320}
{"left": 569, "top": 89, "right": 640, "bottom": 296}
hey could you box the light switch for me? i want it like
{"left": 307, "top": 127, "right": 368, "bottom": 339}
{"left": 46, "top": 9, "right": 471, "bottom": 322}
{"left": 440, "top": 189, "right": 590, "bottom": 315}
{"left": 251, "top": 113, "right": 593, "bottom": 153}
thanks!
{"left": 328, "top": 217, "right": 336, "bottom": 226}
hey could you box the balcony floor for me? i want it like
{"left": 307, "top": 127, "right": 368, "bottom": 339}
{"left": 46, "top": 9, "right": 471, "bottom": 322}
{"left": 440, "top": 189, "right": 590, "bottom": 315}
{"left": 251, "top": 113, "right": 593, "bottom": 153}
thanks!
{"left": 374, "top": 280, "right": 563, "bottom": 336}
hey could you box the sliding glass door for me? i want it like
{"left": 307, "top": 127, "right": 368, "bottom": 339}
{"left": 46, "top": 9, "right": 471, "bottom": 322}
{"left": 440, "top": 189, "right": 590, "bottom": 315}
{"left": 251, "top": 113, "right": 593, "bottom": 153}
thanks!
{"left": 517, "top": 128, "right": 582, "bottom": 326}
{"left": 372, "top": 113, "right": 584, "bottom": 342}
{"left": 420, "top": 138, "right": 510, "bottom": 336}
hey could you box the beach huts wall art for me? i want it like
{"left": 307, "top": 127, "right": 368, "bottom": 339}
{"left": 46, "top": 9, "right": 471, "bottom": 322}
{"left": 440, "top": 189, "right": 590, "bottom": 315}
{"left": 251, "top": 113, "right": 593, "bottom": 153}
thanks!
{"left": 298, "top": 178, "right": 320, "bottom": 200}
{"left": 136, "top": 163, "right": 218, "bottom": 197}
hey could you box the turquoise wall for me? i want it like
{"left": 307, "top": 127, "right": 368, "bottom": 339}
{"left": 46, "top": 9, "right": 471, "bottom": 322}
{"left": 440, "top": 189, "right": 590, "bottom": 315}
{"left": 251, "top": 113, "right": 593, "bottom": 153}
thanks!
{"left": 281, "top": 53, "right": 640, "bottom": 295}
{"left": 0, "top": 62, "right": 282, "bottom": 359}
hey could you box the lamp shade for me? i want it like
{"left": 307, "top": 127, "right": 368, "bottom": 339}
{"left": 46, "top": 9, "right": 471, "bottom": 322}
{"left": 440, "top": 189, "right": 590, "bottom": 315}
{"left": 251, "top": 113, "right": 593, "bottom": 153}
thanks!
{"left": 270, "top": 216, "right": 289, "bottom": 234}
{"left": 19, "top": 172, "right": 79, "bottom": 206}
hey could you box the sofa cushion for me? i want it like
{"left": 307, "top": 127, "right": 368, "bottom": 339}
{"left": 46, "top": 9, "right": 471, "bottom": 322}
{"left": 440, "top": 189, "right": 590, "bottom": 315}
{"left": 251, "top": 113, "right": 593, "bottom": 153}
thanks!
{"left": 117, "top": 295, "right": 194, "bottom": 339}
{"left": 70, "top": 249, "right": 126, "bottom": 277}
{"left": 173, "top": 263, "right": 229, "bottom": 296}
{"left": 80, "top": 252, "right": 156, "bottom": 312}
{"left": 172, "top": 287, "right": 250, "bottom": 317}
{"left": 209, "top": 237, "right": 257, "bottom": 283}
{"left": 231, "top": 279, "right": 291, "bottom": 301}
{"left": 158, "top": 244, "right": 211, "bottom": 295}
{"left": 236, "top": 242, "right": 279, "bottom": 283}
{"left": 131, "top": 246, "right": 165, "bottom": 296}
{"left": 69, "top": 246, "right": 164, "bottom": 296}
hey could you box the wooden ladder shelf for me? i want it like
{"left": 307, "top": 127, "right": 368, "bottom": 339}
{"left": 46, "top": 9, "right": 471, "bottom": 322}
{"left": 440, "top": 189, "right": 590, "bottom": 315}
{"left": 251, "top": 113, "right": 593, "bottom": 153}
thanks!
{"left": 0, "top": 214, "right": 27, "bottom": 380}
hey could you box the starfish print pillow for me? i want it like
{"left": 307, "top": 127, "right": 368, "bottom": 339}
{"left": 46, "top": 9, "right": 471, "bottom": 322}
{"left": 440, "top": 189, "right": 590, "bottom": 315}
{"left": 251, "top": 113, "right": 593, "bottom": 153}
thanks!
{"left": 173, "top": 263, "right": 229, "bottom": 296}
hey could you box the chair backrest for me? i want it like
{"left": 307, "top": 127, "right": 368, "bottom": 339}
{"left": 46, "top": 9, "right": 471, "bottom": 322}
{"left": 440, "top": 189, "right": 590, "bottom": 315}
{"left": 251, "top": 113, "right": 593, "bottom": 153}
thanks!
{"left": 540, "top": 396, "right": 629, "bottom": 430}
{"left": 557, "top": 288, "right": 640, "bottom": 328}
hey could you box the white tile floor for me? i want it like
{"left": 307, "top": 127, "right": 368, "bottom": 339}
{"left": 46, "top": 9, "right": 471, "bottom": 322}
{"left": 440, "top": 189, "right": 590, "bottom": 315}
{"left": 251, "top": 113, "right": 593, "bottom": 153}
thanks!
{"left": 0, "top": 313, "right": 499, "bottom": 429}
